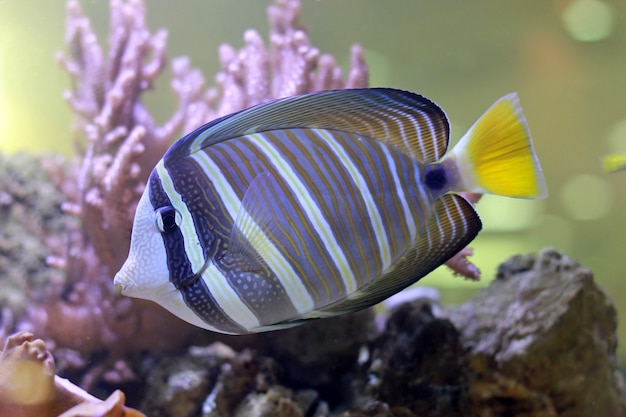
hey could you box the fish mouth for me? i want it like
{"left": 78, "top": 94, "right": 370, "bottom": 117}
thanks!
{"left": 113, "top": 272, "right": 136, "bottom": 297}
{"left": 114, "top": 278, "right": 126, "bottom": 293}
{"left": 113, "top": 261, "right": 134, "bottom": 295}
{"left": 173, "top": 255, "right": 212, "bottom": 290}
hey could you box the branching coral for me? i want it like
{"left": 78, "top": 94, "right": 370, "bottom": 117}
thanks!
{"left": 3, "top": 0, "right": 482, "bottom": 399}
{"left": 17, "top": 0, "right": 369, "bottom": 392}
{"left": 55, "top": 0, "right": 188, "bottom": 275}
{"left": 53, "top": 0, "right": 368, "bottom": 279}
{"left": 173, "top": 0, "right": 369, "bottom": 134}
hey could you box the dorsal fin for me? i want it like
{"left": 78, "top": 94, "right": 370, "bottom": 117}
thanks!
{"left": 165, "top": 88, "right": 450, "bottom": 164}
{"left": 312, "top": 194, "right": 482, "bottom": 316}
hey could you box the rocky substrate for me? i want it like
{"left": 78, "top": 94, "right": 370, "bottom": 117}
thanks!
{"left": 129, "top": 248, "right": 626, "bottom": 417}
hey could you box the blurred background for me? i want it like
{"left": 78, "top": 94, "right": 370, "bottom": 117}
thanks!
{"left": 1, "top": 0, "right": 625, "bottom": 361}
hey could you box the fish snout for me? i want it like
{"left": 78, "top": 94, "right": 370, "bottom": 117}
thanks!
{"left": 113, "top": 259, "right": 137, "bottom": 296}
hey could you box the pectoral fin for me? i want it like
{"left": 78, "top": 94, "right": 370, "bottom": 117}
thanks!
{"left": 224, "top": 171, "right": 283, "bottom": 273}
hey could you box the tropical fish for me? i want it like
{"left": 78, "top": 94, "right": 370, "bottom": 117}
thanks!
{"left": 114, "top": 88, "right": 547, "bottom": 334}
{"left": 603, "top": 154, "right": 626, "bottom": 173}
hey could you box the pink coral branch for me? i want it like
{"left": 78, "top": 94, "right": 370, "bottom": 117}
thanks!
{"left": 32, "top": 0, "right": 370, "bottom": 392}
{"left": 445, "top": 247, "right": 481, "bottom": 281}
{"left": 444, "top": 192, "right": 485, "bottom": 280}
{"left": 56, "top": 0, "right": 182, "bottom": 275}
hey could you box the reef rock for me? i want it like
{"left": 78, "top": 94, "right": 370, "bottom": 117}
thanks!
{"left": 133, "top": 249, "right": 625, "bottom": 417}
{"left": 357, "top": 299, "right": 468, "bottom": 417}
{"left": 4, "top": 238, "right": 623, "bottom": 416}
{"left": 140, "top": 342, "right": 326, "bottom": 417}
{"left": 258, "top": 308, "right": 376, "bottom": 390}
{"left": 139, "top": 342, "right": 234, "bottom": 417}
{"left": 444, "top": 248, "right": 626, "bottom": 417}
{"left": 0, "top": 153, "right": 67, "bottom": 330}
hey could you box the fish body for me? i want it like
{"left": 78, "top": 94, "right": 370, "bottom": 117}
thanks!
{"left": 114, "top": 88, "right": 547, "bottom": 334}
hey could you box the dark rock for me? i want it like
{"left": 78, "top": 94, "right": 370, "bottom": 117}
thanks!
{"left": 259, "top": 308, "right": 377, "bottom": 393}
{"left": 445, "top": 248, "right": 626, "bottom": 417}
{"left": 136, "top": 249, "right": 625, "bottom": 417}
{"left": 140, "top": 342, "right": 234, "bottom": 417}
{"left": 363, "top": 299, "right": 469, "bottom": 417}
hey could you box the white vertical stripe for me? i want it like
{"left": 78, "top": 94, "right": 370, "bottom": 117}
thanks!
{"left": 450, "top": 197, "right": 461, "bottom": 238}
{"left": 156, "top": 161, "right": 205, "bottom": 271}
{"left": 152, "top": 282, "right": 226, "bottom": 332}
{"left": 379, "top": 144, "right": 417, "bottom": 241}
{"left": 247, "top": 133, "right": 358, "bottom": 294}
{"left": 312, "top": 129, "right": 392, "bottom": 272}
{"left": 190, "top": 151, "right": 315, "bottom": 314}
{"left": 360, "top": 93, "right": 436, "bottom": 161}
{"left": 157, "top": 160, "right": 260, "bottom": 329}
{"left": 200, "top": 263, "right": 261, "bottom": 328}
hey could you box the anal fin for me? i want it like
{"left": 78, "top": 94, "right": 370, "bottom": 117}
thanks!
{"left": 316, "top": 194, "right": 482, "bottom": 316}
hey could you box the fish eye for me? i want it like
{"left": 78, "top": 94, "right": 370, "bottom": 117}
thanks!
{"left": 154, "top": 206, "right": 182, "bottom": 234}
{"left": 425, "top": 167, "right": 447, "bottom": 191}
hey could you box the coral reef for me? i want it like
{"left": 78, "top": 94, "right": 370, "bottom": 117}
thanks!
{"left": 58, "top": 390, "right": 146, "bottom": 417}
{"left": 2, "top": 162, "right": 624, "bottom": 416}
{"left": 444, "top": 248, "right": 626, "bottom": 417}
{"left": 64, "top": 248, "right": 619, "bottom": 417}
{"left": 54, "top": 0, "right": 369, "bottom": 280}
{"left": 2, "top": 1, "right": 623, "bottom": 416}
{"left": 139, "top": 344, "right": 324, "bottom": 417}
{"left": 0, "top": 331, "right": 57, "bottom": 411}
{"left": 0, "top": 330, "right": 144, "bottom": 417}
{"left": 0, "top": 153, "right": 67, "bottom": 322}
{"left": 0, "top": 2, "right": 481, "bottom": 388}
{"left": 0, "top": 0, "right": 369, "bottom": 394}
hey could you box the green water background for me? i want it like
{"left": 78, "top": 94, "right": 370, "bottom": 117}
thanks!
{"left": 1, "top": 0, "right": 625, "bottom": 363}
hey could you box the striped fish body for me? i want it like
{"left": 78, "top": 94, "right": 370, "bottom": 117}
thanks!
{"left": 114, "top": 88, "right": 547, "bottom": 334}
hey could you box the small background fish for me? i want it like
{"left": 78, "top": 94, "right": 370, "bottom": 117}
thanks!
{"left": 603, "top": 154, "right": 626, "bottom": 173}
{"left": 114, "top": 88, "right": 546, "bottom": 334}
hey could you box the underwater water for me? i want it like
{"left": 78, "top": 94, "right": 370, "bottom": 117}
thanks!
{"left": 1, "top": 0, "right": 625, "bottom": 367}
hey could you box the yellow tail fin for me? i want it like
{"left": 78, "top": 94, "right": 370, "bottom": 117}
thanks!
{"left": 448, "top": 93, "right": 547, "bottom": 199}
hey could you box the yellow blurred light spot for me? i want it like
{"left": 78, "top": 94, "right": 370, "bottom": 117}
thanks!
{"left": 0, "top": 58, "right": 5, "bottom": 151}
{"left": 603, "top": 154, "right": 626, "bottom": 173}
{"left": 562, "top": 0, "right": 614, "bottom": 42}
{"left": 0, "top": 3, "right": 71, "bottom": 154}
{"left": 560, "top": 174, "right": 613, "bottom": 220}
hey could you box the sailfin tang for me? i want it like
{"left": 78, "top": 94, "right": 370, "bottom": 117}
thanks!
{"left": 313, "top": 194, "right": 481, "bottom": 316}
{"left": 448, "top": 93, "right": 547, "bottom": 199}
{"left": 166, "top": 88, "right": 450, "bottom": 164}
